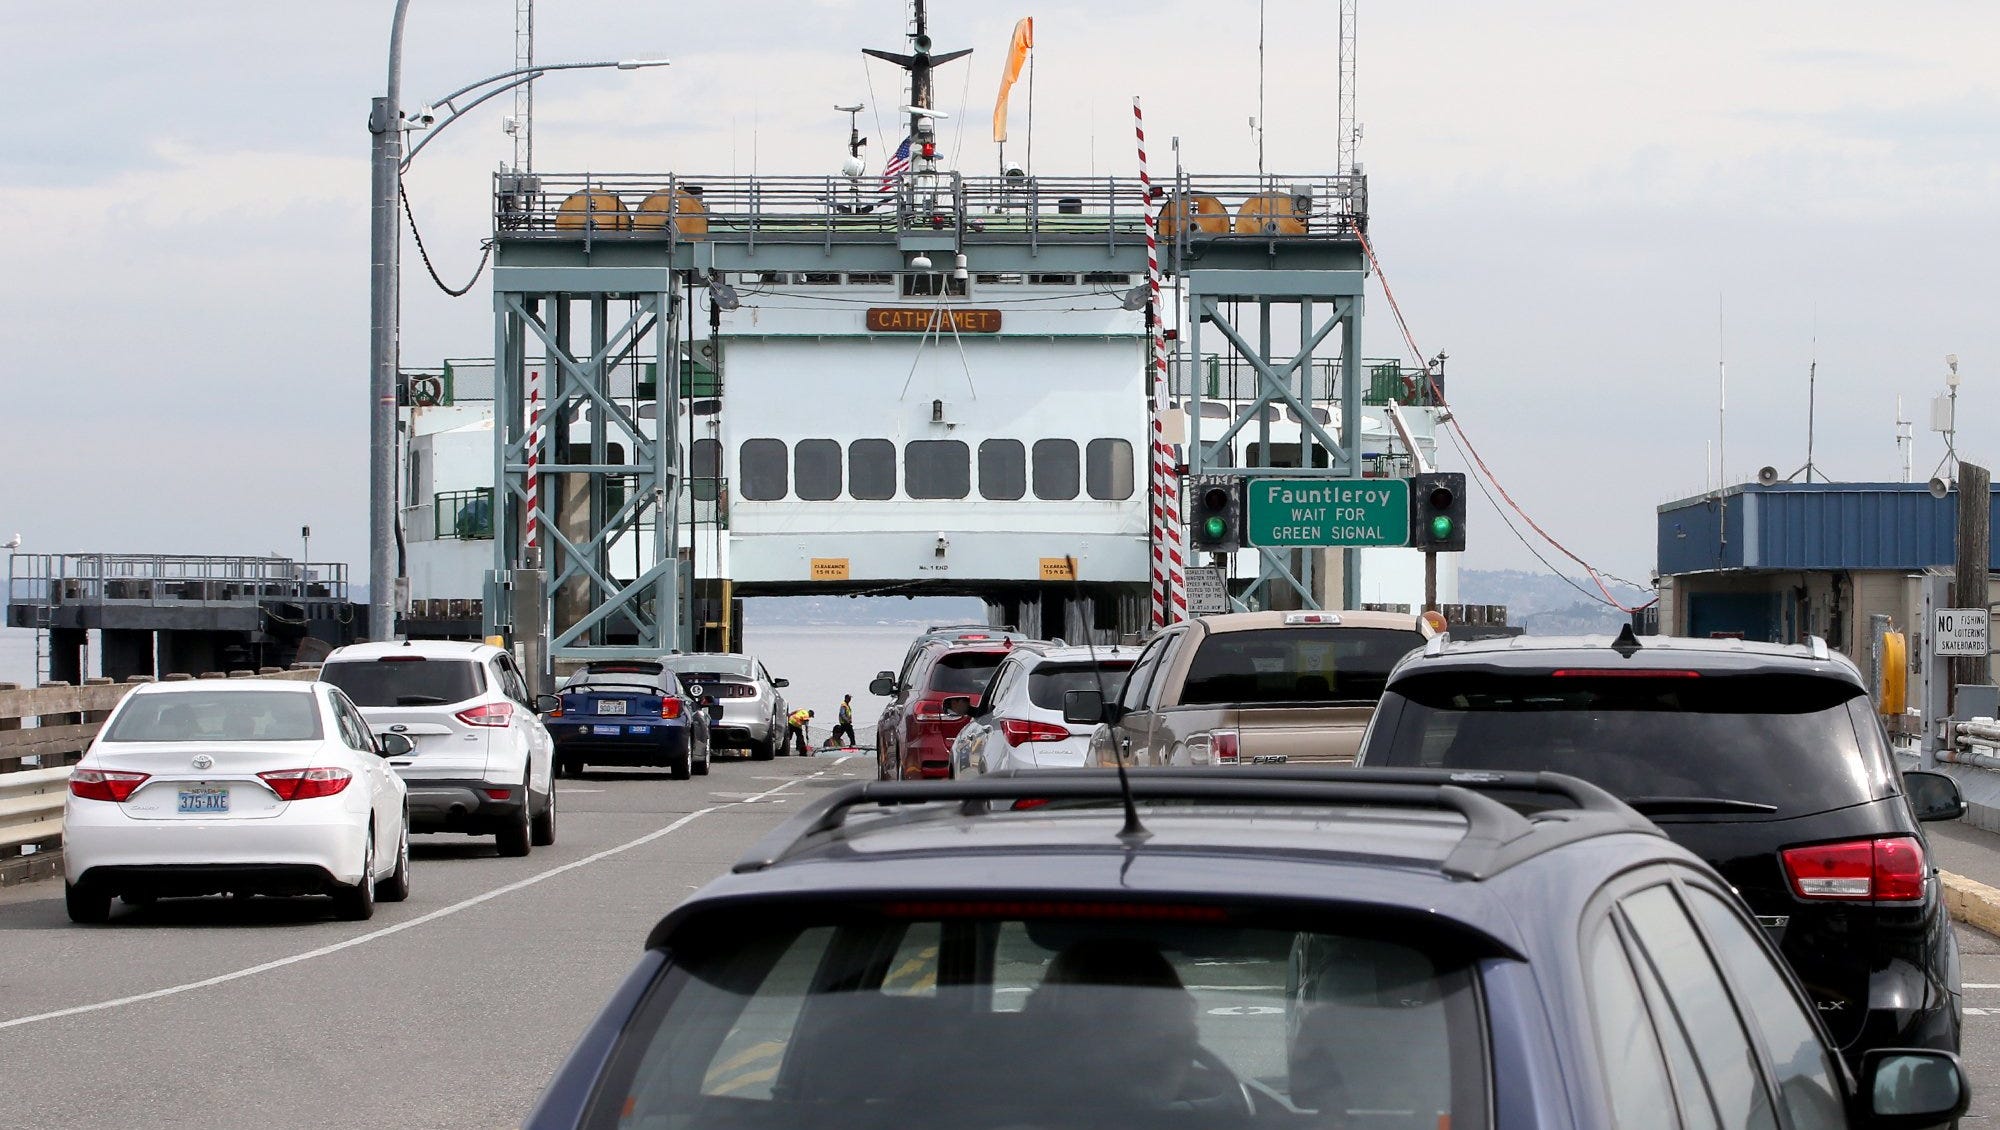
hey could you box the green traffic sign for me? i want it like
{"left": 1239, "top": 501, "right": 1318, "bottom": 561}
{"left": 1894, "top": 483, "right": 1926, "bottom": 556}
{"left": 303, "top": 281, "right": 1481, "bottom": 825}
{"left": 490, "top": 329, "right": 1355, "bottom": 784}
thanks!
{"left": 1244, "top": 477, "right": 1411, "bottom": 548}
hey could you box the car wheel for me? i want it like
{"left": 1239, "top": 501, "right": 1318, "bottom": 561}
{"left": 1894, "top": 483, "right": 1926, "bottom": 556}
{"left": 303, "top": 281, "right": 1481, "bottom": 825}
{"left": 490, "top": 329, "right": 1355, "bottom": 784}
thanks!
{"left": 334, "top": 835, "right": 378, "bottom": 921}
{"left": 752, "top": 736, "right": 776, "bottom": 762}
{"left": 531, "top": 786, "right": 557, "bottom": 846}
{"left": 66, "top": 882, "right": 112, "bottom": 925}
{"left": 496, "top": 780, "right": 533, "bottom": 857}
{"left": 376, "top": 816, "right": 412, "bottom": 902}
{"left": 670, "top": 748, "right": 693, "bottom": 781}
{"left": 693, "top": 743, "right": 711, "bottom": 776}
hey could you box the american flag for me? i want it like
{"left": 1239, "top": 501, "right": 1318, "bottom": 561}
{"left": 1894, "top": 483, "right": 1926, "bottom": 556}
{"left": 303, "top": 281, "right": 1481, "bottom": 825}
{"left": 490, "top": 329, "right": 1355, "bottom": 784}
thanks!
{"left": 878, "top": 136, "right": 912, "bottom": 195}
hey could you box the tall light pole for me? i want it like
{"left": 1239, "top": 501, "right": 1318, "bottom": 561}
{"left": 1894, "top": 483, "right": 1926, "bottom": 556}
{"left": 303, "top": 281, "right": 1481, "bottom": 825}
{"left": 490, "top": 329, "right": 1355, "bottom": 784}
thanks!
{"left": 367, "top": 0, "right": 664, "bottom": 639}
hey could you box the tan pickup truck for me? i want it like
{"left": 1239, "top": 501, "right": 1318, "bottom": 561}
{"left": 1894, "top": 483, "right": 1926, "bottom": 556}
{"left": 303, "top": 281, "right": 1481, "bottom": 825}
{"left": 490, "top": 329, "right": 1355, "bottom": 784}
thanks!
{"left": 1072, "top": 609, "right": 1431, "bottom": 767}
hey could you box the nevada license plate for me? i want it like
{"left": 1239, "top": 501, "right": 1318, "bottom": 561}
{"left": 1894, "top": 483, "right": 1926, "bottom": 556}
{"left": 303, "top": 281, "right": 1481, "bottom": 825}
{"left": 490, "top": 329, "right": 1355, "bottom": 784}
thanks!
{"left": 593, "top": 724, "right": 622, "bottom": 736}
{"left": 597, "top": 700, "right": 628, "bottom": 715}
{"left": 178, "top": 787, "right": 229, "bottom": 814}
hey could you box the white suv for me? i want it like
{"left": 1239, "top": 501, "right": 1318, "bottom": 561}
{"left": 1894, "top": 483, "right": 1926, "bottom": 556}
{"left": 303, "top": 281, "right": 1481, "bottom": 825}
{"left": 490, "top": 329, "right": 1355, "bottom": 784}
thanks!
{"left": 321, "top": 641, "right": 557, "bottom": 857}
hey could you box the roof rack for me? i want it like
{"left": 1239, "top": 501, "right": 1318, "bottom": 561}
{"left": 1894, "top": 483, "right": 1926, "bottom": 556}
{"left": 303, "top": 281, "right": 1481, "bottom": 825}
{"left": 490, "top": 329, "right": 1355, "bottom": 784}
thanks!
{"left": 925, "top": 623, "right": 1021, "bottom": 634}
{"left": 733, "top": 768, "right": 1658, "bottom": 882}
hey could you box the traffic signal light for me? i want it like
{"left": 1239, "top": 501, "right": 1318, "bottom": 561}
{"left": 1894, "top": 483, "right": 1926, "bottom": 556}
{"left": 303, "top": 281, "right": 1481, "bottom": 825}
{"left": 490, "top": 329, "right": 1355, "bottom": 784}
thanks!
{"left": 1410, "top": 472, "right": 1467, "bottom": 552}
{"left": 1187, "top": 478, "right": 1243, "bottom": 552}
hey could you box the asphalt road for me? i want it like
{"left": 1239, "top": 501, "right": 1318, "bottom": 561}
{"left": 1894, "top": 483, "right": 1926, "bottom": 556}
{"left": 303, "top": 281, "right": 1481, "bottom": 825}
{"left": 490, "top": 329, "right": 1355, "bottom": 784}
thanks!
{"left": 0, "top": 752, "right": 871, "bottom": 1130}
{"left": 3, "top": 762, "right": 1999, "bottom": 1129}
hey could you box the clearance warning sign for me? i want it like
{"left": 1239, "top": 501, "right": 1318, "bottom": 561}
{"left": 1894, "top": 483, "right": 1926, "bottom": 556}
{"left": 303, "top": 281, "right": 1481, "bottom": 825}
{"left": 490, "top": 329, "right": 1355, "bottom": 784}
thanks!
{"left": 866, "top": 308, "right": 1003, "bottom": 334}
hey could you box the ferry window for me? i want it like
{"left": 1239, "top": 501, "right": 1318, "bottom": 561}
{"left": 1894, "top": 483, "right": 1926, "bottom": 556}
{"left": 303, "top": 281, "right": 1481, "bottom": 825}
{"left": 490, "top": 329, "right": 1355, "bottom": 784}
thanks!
{"left": 902, "top": 273, "right": 969, "bottom": 298}
{"left": 1246, "top": 443, "right": 1328, "bottom": 470}
{"left": 1086, "top": 439, "right": 1134, "bottom": 500}
{"left": 1082, "top": 272, "right": 1132, "bottom": 285}
{"left": 849, "top": 440, "right": 897, "bottom": 500}
{"left": 906, "top": 441, "right": 971, "bottom": 499}
{"left": 796, "top": 272, "right": 841, "bottom": 286}
{"left": 1030, "top": 273, "right": 1078, "bottom": 286}
{"left": 979, "top": 440, "right": 1026, "bottom": 501}
{"left": 795, "top": 439, "right": 842, "bottom": 501}
{"left": 692, "top": 438, "right": 721, "bottom": 502}
{"left": 740, "top": 439, "right": 788, "bottom": 501}
{"left": 691, "top": 399, "right": 722, "bottom": 417}
{"left": 847, "top": 272, "right": 894, "bottom": 286}
{"left": 1197, "top": 403, "right": 1232, "bottom": 419}
{"left": 1286, "top": 405, "right": 1333, "bottom": 425}
{"left": 1032, "top": 439, "right": 1080, "bottom": 501}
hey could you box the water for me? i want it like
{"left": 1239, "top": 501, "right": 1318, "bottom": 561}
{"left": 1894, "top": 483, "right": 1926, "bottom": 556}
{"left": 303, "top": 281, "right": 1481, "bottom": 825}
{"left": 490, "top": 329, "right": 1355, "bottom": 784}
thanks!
{"left": 737, "top": 623, "right": 924, "bottom": 748}
{"left": 0, "top": 626, "right": 42, "bottom": 687}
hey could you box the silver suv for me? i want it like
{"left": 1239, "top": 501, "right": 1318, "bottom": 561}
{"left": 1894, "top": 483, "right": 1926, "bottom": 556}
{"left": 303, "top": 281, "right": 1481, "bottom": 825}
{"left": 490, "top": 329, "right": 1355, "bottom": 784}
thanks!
{"left": 661, "top": 654, "right": 789, "bottom": 761}
{"left": 321, "top": 640, "right": 557, "bottom": 857}
{"left": 950, "top": 645, "right": 1135, "bottom": 776}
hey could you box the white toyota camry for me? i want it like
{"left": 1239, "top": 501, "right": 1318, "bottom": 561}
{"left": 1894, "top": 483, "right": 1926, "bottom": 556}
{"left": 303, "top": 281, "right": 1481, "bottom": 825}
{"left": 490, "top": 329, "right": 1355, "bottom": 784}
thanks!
{"left": 63, "top": 679, "right": 411, "bottom": 924}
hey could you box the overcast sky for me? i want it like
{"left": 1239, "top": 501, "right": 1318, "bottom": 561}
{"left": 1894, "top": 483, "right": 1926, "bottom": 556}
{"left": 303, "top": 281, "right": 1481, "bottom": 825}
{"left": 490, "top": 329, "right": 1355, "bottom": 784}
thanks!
{"left": 3, "top": 1, "right": 1995, "bottom": 590}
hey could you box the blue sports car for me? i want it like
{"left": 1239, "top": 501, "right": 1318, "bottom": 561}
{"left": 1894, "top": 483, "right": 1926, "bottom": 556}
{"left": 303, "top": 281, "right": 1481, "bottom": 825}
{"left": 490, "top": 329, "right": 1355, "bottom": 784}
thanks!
{"left": 546, "top": 661, "right": 715, "bottom": 781}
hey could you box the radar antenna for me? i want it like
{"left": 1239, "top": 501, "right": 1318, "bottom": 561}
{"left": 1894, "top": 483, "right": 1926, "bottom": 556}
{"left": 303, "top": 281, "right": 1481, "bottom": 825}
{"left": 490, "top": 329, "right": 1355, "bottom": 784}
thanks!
{"left": 862, "top": 0, "right": 972, "bottom": 143}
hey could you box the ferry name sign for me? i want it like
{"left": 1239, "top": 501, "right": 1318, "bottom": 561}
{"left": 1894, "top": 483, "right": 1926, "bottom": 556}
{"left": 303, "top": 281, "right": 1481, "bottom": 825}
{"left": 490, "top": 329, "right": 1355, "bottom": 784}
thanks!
{"left": 1244, "top": 478, "right": 1410, "bottom": 548}
{"left": 866, "top": 307, "right": 1003, "bottom": 333}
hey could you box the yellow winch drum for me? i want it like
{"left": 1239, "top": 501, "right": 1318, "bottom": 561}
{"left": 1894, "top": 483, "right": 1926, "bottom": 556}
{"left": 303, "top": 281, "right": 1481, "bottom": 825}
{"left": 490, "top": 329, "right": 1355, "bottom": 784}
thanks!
{"left": 1234, "top": 192, "right": 1309, "bottom": 235}
{"left": 554, "top": 190, "right": 633, "bottom": 231}
{"left": 633, "top": 190, "right": 710, "bottom": 238}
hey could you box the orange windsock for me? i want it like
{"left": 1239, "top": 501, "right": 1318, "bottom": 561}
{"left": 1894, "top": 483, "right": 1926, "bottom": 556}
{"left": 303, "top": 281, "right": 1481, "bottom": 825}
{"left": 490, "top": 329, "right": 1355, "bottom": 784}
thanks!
{"left": 993, "top": 17, "right": 1034, "bottom": 143}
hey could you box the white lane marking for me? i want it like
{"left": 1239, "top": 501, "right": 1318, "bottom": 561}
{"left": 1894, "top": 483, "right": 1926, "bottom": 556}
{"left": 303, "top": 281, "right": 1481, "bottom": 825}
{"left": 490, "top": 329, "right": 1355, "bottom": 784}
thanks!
{"left": 555, "top": 788, "right": 605, "bottom": 794}
{"left": 0, "top": 770, "right": 833, "bottom": 1032}
{"left": 1966, "top": 1007, "right": 1994, "bottom": 1016}
{"left": 1207, "top": 1005, "right": 1285, "bottom": 1016}
{"left": 1964, "top": 983, "right": 2000, "bottom": 989}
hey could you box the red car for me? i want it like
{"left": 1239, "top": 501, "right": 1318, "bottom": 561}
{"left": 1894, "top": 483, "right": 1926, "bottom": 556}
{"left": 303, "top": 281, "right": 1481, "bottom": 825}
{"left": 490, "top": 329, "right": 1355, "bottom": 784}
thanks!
{"left": 872, "top": 637, "right": 1017, "bottom": 780}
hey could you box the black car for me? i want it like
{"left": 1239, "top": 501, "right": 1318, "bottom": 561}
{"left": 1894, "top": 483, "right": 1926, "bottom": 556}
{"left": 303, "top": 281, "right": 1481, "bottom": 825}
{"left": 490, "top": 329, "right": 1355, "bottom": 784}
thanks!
{"left": 547, "top": 661, "right": 717, "bottom": 780}
{"left": 1356, "top": 628, "right": 1968, "bottom": 1068}
{"left": 525, "top": 768, "right": 1967, "bottom": 1129}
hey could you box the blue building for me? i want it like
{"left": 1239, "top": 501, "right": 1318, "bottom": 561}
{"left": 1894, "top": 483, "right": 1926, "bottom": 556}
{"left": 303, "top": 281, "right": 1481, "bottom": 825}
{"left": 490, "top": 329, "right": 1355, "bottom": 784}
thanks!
{"left": 1656, "top": 481, "right": 2000, "bottom": 659}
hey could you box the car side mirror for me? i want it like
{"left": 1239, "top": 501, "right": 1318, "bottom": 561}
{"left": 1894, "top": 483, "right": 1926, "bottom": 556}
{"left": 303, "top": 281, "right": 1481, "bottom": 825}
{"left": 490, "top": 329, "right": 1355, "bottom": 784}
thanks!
{"left": 1903, "top": 771, "right": 1966, "bottom": 822}
{"left": 869, "top": 674, "right": 896, "bottom": 697}
{"left": 533, "top": 693, "right": 561, "bottom": 714}
{"left": 941, "top": 695, "right": 972, "bottom": 718}
{"left": 1063, "top": 689, "right": 1125, "bottom": 727}
{"left": 1860, "top": 1048, "right": 1970, "bottom": 1128}
{"left": 377, "top": 732, "right": 415, "bottom": 759}
{"left": 771, "top": 677, "right": 790, "bottom": 688}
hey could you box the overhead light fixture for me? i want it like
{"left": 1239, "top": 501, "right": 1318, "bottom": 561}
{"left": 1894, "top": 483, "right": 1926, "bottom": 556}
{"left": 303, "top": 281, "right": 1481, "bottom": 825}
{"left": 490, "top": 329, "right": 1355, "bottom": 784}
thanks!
{"left": 1121, "top": 283, "right": 1151, "bottom": 311}
{"left": 910, "top": 254, "right": 933, "bottom": 271}
{"left": 707, "top": 278, "right": 740, "bottom": 311}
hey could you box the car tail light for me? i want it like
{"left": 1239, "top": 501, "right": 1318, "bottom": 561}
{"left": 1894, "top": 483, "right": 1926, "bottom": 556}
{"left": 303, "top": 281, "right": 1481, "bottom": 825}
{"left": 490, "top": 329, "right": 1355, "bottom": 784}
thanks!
{"left": 659, "top": 697, "right": 683, "bottom": 720}
{"left": 1782, "top": 836, "right": 1926, "bottom": 902}
{"left": 258, "top": 767, "right": 353, "bottom": 801}
{"left": 483, "top": 787, "right": 513, "bottom": 801}
{"left": 456, "top": 702, "right": 515, "bottom": 728}
{"left": 1551, "top": 669, "right": 1702, "bottom": 679}
{"left": 1001, "top": 718, "right": 1071, "bottom": 746}
{"left": 1212, "top": 729, "right": 1240, "bottom": 765}
{"left": 912, "top": 698, "right": 954, "bottom": 723}
{"left": 69, "top": 768, "right": 149, "bottom": 802}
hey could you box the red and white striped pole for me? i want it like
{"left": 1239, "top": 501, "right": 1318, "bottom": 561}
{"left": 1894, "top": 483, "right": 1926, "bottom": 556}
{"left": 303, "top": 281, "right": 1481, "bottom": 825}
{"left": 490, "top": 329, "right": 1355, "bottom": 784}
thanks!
{"left": 523, "top": 368, "right": 543, "bottom": 557}
{"left": 1134, "top": 97, "right": 1186, "bottom": 627}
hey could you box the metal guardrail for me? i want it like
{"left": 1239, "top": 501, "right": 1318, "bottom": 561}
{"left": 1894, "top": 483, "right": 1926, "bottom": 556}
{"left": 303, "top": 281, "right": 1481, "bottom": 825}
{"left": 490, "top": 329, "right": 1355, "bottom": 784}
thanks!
{"left": 0, "top": 669, "right": 319, "bottom": 873}
{"left": 7, "top": 553, "right": 349, "bottom": 612}
{"left": 494, "top": 171, "right": 1367, "bottom": 244}
{"left": 436, "top": 488, "right": 495, "bottom": 541}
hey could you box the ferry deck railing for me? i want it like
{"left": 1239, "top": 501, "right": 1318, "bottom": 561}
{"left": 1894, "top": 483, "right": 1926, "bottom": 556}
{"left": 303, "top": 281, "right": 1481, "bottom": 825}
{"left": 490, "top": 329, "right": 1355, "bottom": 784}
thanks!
{"left": 493, "top": 172, "right": 1367, "bottom": 247}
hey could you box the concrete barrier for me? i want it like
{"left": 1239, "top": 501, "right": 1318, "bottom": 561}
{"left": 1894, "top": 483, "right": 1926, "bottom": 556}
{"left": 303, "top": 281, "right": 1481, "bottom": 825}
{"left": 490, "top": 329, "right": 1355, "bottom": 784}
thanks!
{"left": 1942, "top": 870, "right": 2000, "bottom": 937}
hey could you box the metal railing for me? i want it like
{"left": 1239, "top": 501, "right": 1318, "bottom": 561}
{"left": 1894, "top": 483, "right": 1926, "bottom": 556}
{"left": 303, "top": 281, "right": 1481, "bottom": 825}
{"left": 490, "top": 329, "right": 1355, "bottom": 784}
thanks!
{"left": 1167, "top": 356, "right": 1440, "bottom": 407}
{"left": 494, "top": 171, "right": 1366, "bottom": 244}
{"left": 7, "top": 553, "right": 350, "bottom": 611}
{"left": 435, "top": 489, "right": 495, "bottom": 541}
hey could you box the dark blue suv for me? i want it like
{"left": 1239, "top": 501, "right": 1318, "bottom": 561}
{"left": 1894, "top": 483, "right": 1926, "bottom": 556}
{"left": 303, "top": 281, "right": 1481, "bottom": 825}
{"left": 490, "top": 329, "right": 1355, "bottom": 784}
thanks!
{"left": 527, "top": 769, "right": 1969, "bottom": 1129}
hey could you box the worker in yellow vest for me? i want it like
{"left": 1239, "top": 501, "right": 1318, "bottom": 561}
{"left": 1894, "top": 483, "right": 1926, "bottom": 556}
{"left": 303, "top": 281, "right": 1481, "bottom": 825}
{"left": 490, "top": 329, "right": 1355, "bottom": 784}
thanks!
{"left": 786, "top": 707, "right": 814, "bottom": 756}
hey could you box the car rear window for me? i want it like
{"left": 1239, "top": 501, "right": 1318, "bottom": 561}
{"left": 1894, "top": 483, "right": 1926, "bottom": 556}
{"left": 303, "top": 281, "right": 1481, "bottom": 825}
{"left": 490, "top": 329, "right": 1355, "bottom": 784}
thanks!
{"left": 106, "top": 691, "right": 324, "bottom": 742}
{"left": 1027, "top": 661, "right": 1135, "bottom": 710}
{"left": 1371, "top": 671, "right": 1884, "bottom": 817}
{"left": 582, "top": 907, "right": 1489, "bottom": 1130}
{"left": 927, "top": 652, "right": 1007, "bottom": 695}
{"left": 321, "top": 658, "right": 485, "bottom": 707}
{"left": 1180, "top": 627, "right": 1425, "bottom": 706}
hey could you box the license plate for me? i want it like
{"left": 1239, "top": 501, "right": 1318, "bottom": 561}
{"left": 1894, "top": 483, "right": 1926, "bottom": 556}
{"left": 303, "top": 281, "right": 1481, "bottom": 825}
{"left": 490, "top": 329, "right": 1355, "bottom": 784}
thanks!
{"left": 597, "top": 700, "right": 628, "bottom": 715}
{"left": 593, "top": 724, "right": 622, "bottom": 736}
{"left": 178, "top": 787, "right": 229, "bottom": 814}
{"left": 628, "top": 725, "right": 652, "bottom": 735}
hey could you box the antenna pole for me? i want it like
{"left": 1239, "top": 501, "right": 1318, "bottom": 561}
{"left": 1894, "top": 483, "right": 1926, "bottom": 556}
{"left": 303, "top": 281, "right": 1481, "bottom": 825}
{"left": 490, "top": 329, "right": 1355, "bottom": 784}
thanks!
{"left": 1805, "top": 359, "right": 1817, "bottom": 482}
{"left": 910, "top": 0, "right": 929, "bottom": 136}
{"left": 1337, "top": 0, "right": 1358, "bottom": 174}
{"left": 1257, "top": 0, "right": 1266, "bottom": 178}
{"left": 1717, "top": 297, "right": 1727, "bottom": 488}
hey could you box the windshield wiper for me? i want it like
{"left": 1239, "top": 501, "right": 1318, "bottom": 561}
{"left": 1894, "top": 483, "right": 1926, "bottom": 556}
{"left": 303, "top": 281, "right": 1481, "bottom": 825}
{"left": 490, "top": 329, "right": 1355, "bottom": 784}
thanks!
{"left": 1622, "top": 796, "right": 1779, "bottom": 816}
{"left": 395, "top": 694, "right": 448, "bottom": 706}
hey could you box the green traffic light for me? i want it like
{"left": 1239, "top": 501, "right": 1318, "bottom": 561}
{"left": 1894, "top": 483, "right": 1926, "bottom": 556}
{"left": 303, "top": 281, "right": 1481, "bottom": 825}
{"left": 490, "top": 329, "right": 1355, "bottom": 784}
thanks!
{"left": 1430, "top": 515, "right": 1454, "bottom": 540}
{"left": 1204, "top": 515, "right": 1228, "bottom": 540}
